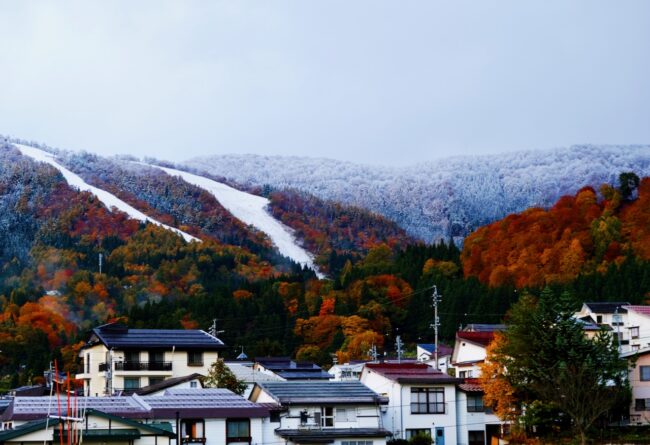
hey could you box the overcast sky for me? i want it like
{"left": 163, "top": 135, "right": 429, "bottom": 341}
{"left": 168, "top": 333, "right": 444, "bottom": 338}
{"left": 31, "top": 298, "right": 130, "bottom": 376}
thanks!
{"left": 0, "top": 1, "right": 648, "bottom": 166}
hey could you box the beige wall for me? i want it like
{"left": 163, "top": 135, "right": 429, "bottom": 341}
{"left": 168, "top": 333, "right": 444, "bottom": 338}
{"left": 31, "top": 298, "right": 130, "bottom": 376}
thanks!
{"left": 77, "top": 344, "right": 219, "bottom": 396}
{"left": 630, "top": 353, "right": 650, "bottom": 425}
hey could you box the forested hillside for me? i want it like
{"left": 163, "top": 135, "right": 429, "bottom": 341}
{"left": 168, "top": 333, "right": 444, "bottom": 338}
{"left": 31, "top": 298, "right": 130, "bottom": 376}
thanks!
{"left": 185, "top": 145, "right": 650, "bottom": 243}
{"left": 0, "top": 137, "right": 648, "bottom": 392}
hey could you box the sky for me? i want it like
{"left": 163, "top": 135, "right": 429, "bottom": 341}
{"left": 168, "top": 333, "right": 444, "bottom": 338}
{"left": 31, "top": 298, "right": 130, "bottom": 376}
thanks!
{"left": 0, "top": 1, "right": 649, "bottom": 166}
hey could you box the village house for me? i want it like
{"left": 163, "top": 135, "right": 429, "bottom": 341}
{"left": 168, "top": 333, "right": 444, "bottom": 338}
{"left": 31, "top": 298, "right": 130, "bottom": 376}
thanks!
{"left": 416, "top": 344, "right": 453, "bottom": 374}
{"left": 622, "top": 347, "right": 650, "bottom": 425}
{"left": 360, "top": 362, "right": 462, "bottom": 445}
{"left": 76, "top": 322, "right": 225, "bottom": 396}
{"left": 0, "top": 388, "right": 269, "bottom": 445}
{"left": 328, "top": 362, "right": 366, "bottom": 381}
{"left": 574, "top": 302, "right": 629, "bottom": 350}
{"left": 249, "top": 380, "right": 390, "bottom": 445}
{"left": 455, "top": 379, "right": 504, "bottom": 445}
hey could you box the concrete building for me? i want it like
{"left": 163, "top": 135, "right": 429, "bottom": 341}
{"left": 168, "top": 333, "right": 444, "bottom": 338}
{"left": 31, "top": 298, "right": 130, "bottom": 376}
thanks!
{"left": 76, "top": 322, "right": 225, "bottom": 396}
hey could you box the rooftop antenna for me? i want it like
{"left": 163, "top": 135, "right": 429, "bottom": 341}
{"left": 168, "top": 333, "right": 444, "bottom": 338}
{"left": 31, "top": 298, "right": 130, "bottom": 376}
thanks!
{"left": 209, "top": 319, "right": 225, "bottom": 338}
{"left": 431, "top": 285, "right": 442, "bottom": 369}
{"left": 395, "top": 335, "right": 403, "bottom": 364}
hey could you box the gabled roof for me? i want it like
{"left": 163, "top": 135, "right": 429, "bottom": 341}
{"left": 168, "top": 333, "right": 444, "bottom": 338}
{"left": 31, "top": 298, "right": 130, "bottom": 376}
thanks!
{"left": 584, "top": 302, "right": 630, "bottom": 314}
{"left": 147, "top": 388, "right": 269, "bottom": 418}
{"left": 624, "top": 305, "right": 650, "bottom": 317}
{"left": 255, "top": 357, "right": 332, "bottom": 380}
{"left": 256, "top": 381, "right": 386, "bottom": 405}
{"left": 2, "top": 389, "right": 268, "bottom": 422}
{"left": 417, "top": 343, "right": 453, "bottom": 357}
{"left": 463, "top": 324, "right": 506, "bottom": 332}
{"left": 0, "top": 418, "right": 60, "bottom": 441}
{"left": 135, "top": 373, "right": 204, "bottom": 395}
{"left": 85, "top": 409, "right": 175, "bottom": 437}
{"left": 456, "top": 331, "right": 495, "bottom": 347}
{"left": 226, "top": 363, "right": 284, "bottom": 383}
{"left": 363, "top": 363, "right": 462, "bottom": 384}
{"left": 85, "top": 322, "right": 225, "bottom": 351}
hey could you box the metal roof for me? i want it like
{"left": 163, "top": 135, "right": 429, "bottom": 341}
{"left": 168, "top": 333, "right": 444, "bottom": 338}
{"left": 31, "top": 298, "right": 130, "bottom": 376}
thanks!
{"left": 276, "top": 427, "right": 392, "bottom": 441}
{"left": 226, "top": 363, "right": 284, "bottom": 383}
{"left": 256, "top": 381, "right": 386, "bottom": 405}
{"left": 256, "top": 358, "right": 332, "bottom": 380}
{"left": 364, "top": 363, "right": 463, "bottom": 384}
{"left": 456, "top": 331, "right": 495, "bottom": 346}
{"left": 2, "top": 389, "right": 268, "bottom": 421}
{"left": 135, "top": 373, "right": 204, "bottom": 395}
{"left": 147, "top": 388, "right": 268, "bottom": 418}
{"left": 87, "top": 323, "right": 225, "bottom": 350}
{"left": 584, "top": 302, "right": 631, "bottom": 314}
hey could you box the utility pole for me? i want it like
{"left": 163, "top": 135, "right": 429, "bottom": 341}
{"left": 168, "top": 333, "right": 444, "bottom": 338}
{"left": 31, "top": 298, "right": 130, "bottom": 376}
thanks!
{"left": 395, "top": 335, "right": 403, "bottom": 363}
{"left": 431, "top": 285, "right": 442, "bottom": 369}
{"left": 367, "top": 343, "right": 378, "bottom": 362}
{"left": 98, "top": 253, "right": 103, "bottom": 274}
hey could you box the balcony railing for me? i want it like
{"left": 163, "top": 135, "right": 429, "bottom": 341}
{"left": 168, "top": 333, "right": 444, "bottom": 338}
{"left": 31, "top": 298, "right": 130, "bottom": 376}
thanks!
{"left": 99, "top": 361, "right": 173, "bottom": 372}
{"left": 115, "top": 361, "right": 172, "bottom": 371}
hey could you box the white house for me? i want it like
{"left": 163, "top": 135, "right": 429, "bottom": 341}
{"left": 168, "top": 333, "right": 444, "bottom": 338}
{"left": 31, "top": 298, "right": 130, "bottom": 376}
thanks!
{"left": 622, "top": 306, "right": 650, "bottom": 352}
{"left": 76, "top": 322, "right": 225, "bottom": 396}
{"left": 0, "top": 388, "right": 269, "bottom": 445}
{"left": 360, "top": 362, "right": 462, "bottom": 445}
{"left": 249, "top": 380, "right": 390, "bottom": 445}
{"left": 417, "top": 344, "right": 453, "bottom": 374}
{"left": 574, "top": 302, "right": 630, "bottom": 351}
{"left": 450, "top": 331, "right": 496, "bottom": 379}
{"left": 455, "top": 380, "right": 503, "bottom": 445}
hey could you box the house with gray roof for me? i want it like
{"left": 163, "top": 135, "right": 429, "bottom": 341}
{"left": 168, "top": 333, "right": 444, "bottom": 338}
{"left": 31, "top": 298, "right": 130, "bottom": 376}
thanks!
{"left": 76, "top": 322, "right": 225, "bottom": 396}
{"left": 249, "top": 381, "right": 390, "bottom": 445}
{"left": 0, "top": 388, "right": 268, "bottom": 445}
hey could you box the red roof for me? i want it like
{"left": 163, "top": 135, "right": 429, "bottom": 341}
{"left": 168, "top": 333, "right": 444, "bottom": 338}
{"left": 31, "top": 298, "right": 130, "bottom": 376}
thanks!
{"left": 625, "top": 305, "right": 650, "bottom": 317}
{"left": 364, "top": 363, "right": 461, "bottom": 384}
{"left": 456, "top": 331, "right": 495, "bottom": 346}
{"left": 458, "top": 378, "right": 484, "bottom": 393}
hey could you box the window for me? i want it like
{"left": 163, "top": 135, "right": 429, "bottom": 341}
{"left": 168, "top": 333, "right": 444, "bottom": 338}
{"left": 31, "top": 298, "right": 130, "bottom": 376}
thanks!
{"left": 226, "top": 419, "right": 250, "bottom": 444}
{"left": 342, "top": 442, "right": 372, "bottom": 445}
{"left": 411, "top": 387, "right": 445, "bottom": 414}
{"left": 124, "top": 377, "right": 140, "bottom": 390}
{"left": 635, "top": 399, "right": 650, "bottom": 411}
{"left": 612, "top": 313, "right": 623, "bottom": 326}
{"left": 633, "top": 344, "right": 641, "bottom": 351}
{"left": 149, "top": 377, "right": 164, "bottom": 386}
{"left": 467, "top": 394, "right": 484, "bottom": 412}
{"left": 468, "top": 430, "right": 486, "bottom": 445}
{"left": 596, "top": 315, "right": 603, "bottom": 324}
{"left": 640, "top": 366, "right": 650, "bottom": 381}
{"left": 190, "top": 381, "right": 198, "bottom": 388}
{"left": 459, "top": 370, "right": 472, "bottom": 378}
{"left": 336, "top": 408, "right": 357, "bottom": 422}
{"left": 405, "top": 429, "right": 430, "bottom": 439}
{"left": 125, "top": 351, "right": 140, "bottom": 363}
{"left": 188, "top": 351, "right": 204, "bottom": 366}
{"left": 631, "top": 327, "right": 640, "bottom": 339}
{"left": 181, "top": 419, "right": 205, "bottom": 443}
{"left": 321, "top": 407, "right": 334, "bottom": 427}
{"left": 85, "top": 353, "right": 90, "bottom": 374}
{"left": 149, "top": 351, "right": 164, "bottom": 363}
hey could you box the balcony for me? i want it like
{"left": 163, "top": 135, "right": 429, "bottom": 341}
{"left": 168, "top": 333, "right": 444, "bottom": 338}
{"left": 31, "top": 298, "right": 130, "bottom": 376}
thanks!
{"left": 115, "top": 361, "right": 172, "bottom": 371}
{"left": 99, "top": 361, "right": 173, "bottom": 372}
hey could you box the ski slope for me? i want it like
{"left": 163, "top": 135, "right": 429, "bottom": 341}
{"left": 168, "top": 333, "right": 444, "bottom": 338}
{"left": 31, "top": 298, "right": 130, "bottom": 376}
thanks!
{"left": 15, "top": 144, "right": 199, "bottom": 243}
{"left": 152, "top": 165, "right": 322, "bottom": 277}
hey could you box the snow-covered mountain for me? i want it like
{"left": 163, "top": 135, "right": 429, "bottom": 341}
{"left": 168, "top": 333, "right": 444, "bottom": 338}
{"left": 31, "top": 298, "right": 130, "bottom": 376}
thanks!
{"left": 184, "top": 145, "right": 650, "bottom": 242}
{"left": 16, "top": 144, "right": 199, "bottom": 242}
{"left": 149, "top": 164, "right": 322, "bottom": 276}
